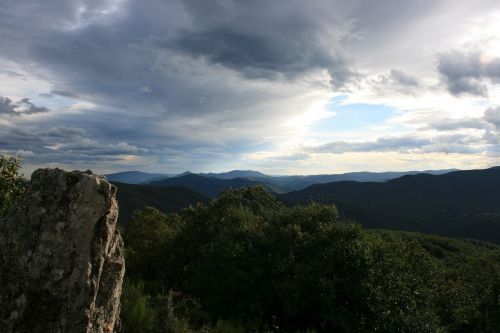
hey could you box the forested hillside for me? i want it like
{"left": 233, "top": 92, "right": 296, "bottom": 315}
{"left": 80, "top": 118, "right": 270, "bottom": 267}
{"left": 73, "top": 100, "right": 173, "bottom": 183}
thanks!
{"left": 280, "top": 167, "right": 500, "bottom": 243}
{"left": 148, "top": 173, "right": 279, "bottom": 197}
{"left": 112, "top": 167, "right": 500, "bottom": 244}
{"left": 121, "top": 187, "right": 500, "bottom": 333}
{"left": 112, "top": 182, "right": 207, "bottom": 224}
{"left": 106, "top": 171, "right": 171, "bottom": 184}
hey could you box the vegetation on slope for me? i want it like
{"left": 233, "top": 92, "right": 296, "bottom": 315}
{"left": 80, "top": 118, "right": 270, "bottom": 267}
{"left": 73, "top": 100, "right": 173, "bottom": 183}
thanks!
{"left": 106, "top": 171, "right": 172, "bottom": 184}
{"left": 0, "top": 154, "right": 26, "bottom": 218}
{"left": 112, "top": 182, "right": 208, "bottom": 225}
{"left": 279, "top": 167, "right": 500, "bottom": 244}
{"left": 121, "top": 186, "right": 500, "bottom": 333}
{"left": 148, "top": 173, "right": 280, "bottom": 198}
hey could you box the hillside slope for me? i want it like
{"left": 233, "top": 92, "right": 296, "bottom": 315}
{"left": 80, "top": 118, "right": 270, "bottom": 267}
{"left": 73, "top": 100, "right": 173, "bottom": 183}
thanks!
{"left": 148, "top": 173, "right": 278, "bottom": 197}
{"left": 269, "top": 169, "right": 454, "bottom": 192}
{"left": 112, "top": 182, "right": 207, "bottom": 224}
{"left": 106, "top": 171, "right": 171, "bottom": 184}
{"left": 279, "top": 167, "right": 500, "bottom": 243}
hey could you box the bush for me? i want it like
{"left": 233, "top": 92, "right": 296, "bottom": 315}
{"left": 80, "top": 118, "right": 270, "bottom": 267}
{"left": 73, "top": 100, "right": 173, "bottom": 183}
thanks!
{"left": 0, "top": 154, "right": 26, "bottom": 218}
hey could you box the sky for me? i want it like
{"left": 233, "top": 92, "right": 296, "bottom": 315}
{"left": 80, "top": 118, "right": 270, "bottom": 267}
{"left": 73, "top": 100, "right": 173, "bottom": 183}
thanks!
{"left": 1, "top": 0, "right": 500, "bottom": 175}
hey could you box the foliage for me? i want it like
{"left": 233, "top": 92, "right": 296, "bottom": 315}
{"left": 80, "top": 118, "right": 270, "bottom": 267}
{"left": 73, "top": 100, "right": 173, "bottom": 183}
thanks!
{"left": 122, "top": 186, "right": 500, "bottom": 332}
{"left": 112, "top": 181, "right": 207, "bottom": 225}
{"left": 121, "top": 280, "right": 155, "bottom": 333}
{"left": 0, "top": 154, "right": 26, "bottom": 218}
{"left": 279, "top": 167, "right": 500, "bottom": 244}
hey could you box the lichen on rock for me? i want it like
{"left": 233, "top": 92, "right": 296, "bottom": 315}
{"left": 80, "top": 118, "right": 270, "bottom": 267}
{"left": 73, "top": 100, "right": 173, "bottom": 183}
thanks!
{"left": 0, "top": 168, "right": 125, "bottom": 333}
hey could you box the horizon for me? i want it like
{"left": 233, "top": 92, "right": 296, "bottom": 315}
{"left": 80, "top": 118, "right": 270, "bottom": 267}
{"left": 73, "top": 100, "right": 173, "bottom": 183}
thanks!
{"left": 2, "top": 1, "right": 500, "bottom": 175}
{"left": 18, "top": 165, "right": 473, "bottom": 179}
{"left": 76, "top": 166, "right": 476, "bottom": 178}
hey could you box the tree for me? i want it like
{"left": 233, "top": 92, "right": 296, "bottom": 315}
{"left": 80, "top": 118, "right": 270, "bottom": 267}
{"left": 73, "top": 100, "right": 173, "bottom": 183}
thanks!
{"left": 123, "top": 207, "right": 181, "bottom": 280}
{"left": 0, "top": 154, "right": 26, "bottom": 218}
{"left": 121, "top": 187, "right": 500, "bottom": 332}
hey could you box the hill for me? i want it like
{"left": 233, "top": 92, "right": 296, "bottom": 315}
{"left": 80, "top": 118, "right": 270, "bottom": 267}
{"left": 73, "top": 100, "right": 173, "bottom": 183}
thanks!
{"left": 200, "top": 170, "right": 268, "bottom": 179}
{"left": 106, "top": 171, "right": 171, "bottom": 184}
{"left": 106, "top": 169, "right": 455, "bottom": 191}
{"left": 279, "top": 167, "right": 500, "bottom": 243}
{"left": 112, "top": 182, "right": 207, "bottom": 224}
{"left": 269, "top": 169, "right": 455, "bottom": 192}
{"left": 148, "top": 173, "right": 278, "bottom": 197}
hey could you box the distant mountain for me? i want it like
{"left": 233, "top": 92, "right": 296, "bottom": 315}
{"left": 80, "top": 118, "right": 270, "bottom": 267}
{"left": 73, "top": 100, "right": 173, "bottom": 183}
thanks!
{"left": 201, "top": 170, "right": 269, "bottom": 180}
{"left": 148, "top": 173, "right": 277, "bottom": 198}
{"left": 106, "top": 171, "right": 172, "bottom": 184}
{"left": 112, "top": 182, "right": 207, "bottom": 224}
{"left": 269, "top": 169, "right": 455, "bottom": 192}
{"left": 279, "top": 167, "right": 500, "bottom": 243}
{"left": 168, "top": 169, "right": 455, "bottom": 192}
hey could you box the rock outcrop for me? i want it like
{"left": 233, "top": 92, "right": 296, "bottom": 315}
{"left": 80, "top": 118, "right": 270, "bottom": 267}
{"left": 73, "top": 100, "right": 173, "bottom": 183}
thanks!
{"left": 0, "top": 169, "right": 125, "bottom": 333}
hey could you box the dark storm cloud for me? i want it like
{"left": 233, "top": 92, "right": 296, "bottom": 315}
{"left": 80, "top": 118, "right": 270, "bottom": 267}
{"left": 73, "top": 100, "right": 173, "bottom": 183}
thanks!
{"left": 171, "top": 0, "right": 357, "bottom": 87}
{"left": 0, "top": 96, "right": 48, "bottom": 115}
{"left": 45, "top": 126, "right": 87, "bottom": 139}
{"left": 437, "top": 50, "right": 500, "bottom": 96}
{"left": 0, "top": 0, "right": 358, "bottom": 116}
{"left": 0, "top": 122, "right": 148, "bottom": 166}
{"left": 58, "top": 140, "right": 147, "bottom": 156}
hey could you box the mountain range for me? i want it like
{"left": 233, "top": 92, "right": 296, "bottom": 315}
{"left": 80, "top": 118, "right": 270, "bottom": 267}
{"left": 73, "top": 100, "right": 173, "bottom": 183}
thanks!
{"left": 147, "top": 173, "right": 282, "bottom": 198}
{"left": 109, "top": 166, "right": 500, "bottom": 244}
{"left": 106, "top": 171, "right": 172, "bottom": 184}
{"left": 279, "top": 167, "right": 500, "bottom": 243}
{"left": 107, "top": 168, "right": 455, "bottom": 192}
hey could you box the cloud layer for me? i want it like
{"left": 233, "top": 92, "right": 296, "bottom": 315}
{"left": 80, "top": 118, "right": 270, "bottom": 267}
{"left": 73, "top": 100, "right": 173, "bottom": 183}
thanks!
{"left": 1, "top": 0, "right": 500, "bottom": 174}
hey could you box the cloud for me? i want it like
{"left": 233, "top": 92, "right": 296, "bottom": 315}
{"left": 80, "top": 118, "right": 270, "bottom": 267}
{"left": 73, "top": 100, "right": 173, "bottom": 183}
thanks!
{"left": 310, "top": 135, "right": 431, "bottom": 154}
{"left": 0, "top": 123, "right": 146, "bottom": 166}
{"left": 307, "top": 133, "right": 490, "bottom": 155}
{"left": 389, "top": 69, "right": 419, "bottom": 87}
{"left": 58, "top": 139, "right": 147, "bottom": 155}
{"left": 0, "top": 69, "right": 26, "bottom": 79}
{"left": 0, "top": 96, "right": 48, "bottom": 115}
{"left": 484, "top": 106, "right": 500, "bottom": 128}
{"left": 1, "top": 0, "right": 500, "bottom": 173}
{"left": 425, "top": 106, "right": 500, "bottom": 132}
{"left": 437, "top": 50, "right": 500, "bottom": 96}
{"left": 308, "top": 104, "right": 500, "bottom": 156}
{"left": 45, "top": 126, "right": 87, "bottom": 139}
{"left": 425, "top": 118, "right": 488, "bottom": 131}
{"left": 171, "top": 0, "right": 357, "bottom": 88}
{"left": 51, "top": 90, "right": 80, "bottom": 98}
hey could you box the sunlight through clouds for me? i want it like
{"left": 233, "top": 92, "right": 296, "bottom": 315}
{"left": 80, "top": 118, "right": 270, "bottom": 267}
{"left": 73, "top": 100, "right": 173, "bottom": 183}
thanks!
{"left": 1, "top": 0, "right": 500, "bottom": 174}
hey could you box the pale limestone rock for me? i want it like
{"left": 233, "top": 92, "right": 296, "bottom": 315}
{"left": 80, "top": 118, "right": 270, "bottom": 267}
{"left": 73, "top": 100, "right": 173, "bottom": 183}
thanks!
{"left": 0, "top": 168, "right": 125, "bottom": 333}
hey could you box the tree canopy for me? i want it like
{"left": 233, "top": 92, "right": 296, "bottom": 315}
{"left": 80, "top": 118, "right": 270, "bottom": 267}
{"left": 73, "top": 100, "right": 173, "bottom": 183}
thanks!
{"left": 121, "top": 186, "right": 500, "bottom": 333}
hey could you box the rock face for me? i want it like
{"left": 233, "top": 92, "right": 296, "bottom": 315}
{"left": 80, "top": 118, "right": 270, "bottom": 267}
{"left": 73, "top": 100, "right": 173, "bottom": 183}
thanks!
{"left": 0, "top": 169, "right": 125, "bottom": 333}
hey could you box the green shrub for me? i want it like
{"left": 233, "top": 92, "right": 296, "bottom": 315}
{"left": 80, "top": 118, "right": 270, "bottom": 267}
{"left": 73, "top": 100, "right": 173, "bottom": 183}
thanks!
{"left": 0, "top": 154, "right": 26, "bottom": 218}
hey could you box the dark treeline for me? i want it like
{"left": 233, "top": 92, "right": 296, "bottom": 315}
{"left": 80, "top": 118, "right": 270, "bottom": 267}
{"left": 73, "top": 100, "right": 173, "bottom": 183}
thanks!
{"left": 121, "top": 187, "right": 500, "bottom": 333}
